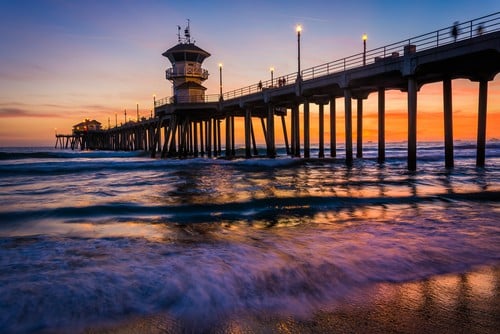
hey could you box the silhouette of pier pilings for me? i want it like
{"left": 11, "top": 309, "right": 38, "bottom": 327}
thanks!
{"left": 55, "top": 134, "right": 82, "bottom": 150}
{"left": 57, "top": 13, "right": 500, "bottom": 170}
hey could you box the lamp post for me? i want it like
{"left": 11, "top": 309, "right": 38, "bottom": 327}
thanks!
{"left": 115, "top": 112, "right": 117, "bottom": 128}
{"left": 136, "top": 103, "right": 139, "bottom": 122}
{"left": 270, "top": 67, "right": 274, "bottom": 87}
{"left": 362, "top": 33, "right": 367, "bottom": 66}
{"left": 296, "top": 25, "right": 302, "bottom": 80}
{"left": 153, "top": 94, "right": 156, "bottom": 118}
{"left": 124, "top": 109, "right": 127, "bottom": 124}
{"left": 219, "top": 63, "right": 223, "bottom": 100}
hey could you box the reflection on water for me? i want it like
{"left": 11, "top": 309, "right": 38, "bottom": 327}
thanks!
{"left": 2, "top": 155, "right": 499, "bottom": 222}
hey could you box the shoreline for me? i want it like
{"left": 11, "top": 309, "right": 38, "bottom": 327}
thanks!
{"left": 85, "top": 265, "right": 499, "bottom": 334}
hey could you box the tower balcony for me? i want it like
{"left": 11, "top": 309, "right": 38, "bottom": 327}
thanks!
{"left": 166, "top": 67, "right": 209, "bottom": 80}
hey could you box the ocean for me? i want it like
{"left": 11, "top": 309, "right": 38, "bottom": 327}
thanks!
{"left": 0, "top": 142, "right": 499, "bottom": 333}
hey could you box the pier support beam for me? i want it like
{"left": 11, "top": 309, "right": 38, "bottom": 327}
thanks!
{"left": 251, "top": 120, "right": 258, "bottom": 155}
{"left": 207, "top": 119, "right": 212, "bottom": 158}
{"left": 245, "top": 108, "right": 252, "bottom": 158}
{"left": 213, "top": 118, "right": 218, "bottom": 157}
{"left": 199, "top": 122, "right": 205, "bottom": 156}
{"left": 151, "top": 118, "right": 162, "bottom": 158}
{"left": 443, "top": 78, "right": 454, "bottom": 168}
{"left": 267, "top": 104, "right": 276, "bottom": 158}
{"left": 476, "top": 79, "right": 488, "bottom": 168}
{"left": 303, "top": 99, "right": 310, "bottom": 158}
{"left": 330, "top": 97, "right": 336, "bottom": 158}
{"left": 407, "top": 77, "right": 418, "bottom": 171}
{"left": 167, "top": 117, "right": 179, "bottom": 157}
{"left": 194, "top": 122, "right": 199, "bottom": 157}
{"left": 225, "top": 115, "right": 231, "bottom": 158}
{"left": 313, "top": 95, "right": 329, "bottom": 159}
{"left": 378, "top": 88, "right": 385, "bottom": 163}
{"left": 344, "top": 89, "right": 353, "bottom": 165}
{"left": 281, "top": 114, "right": 290, "bottom": 155}
{"left": 261, "top": 118, "right": 268, "bottom": 154}
{"left": 356, "top": 98, "right": 363, "bottom": 158}
{"left": 292, "top": 103, "right": 301, "bottom": 157}
{"left": 217, "top": 119, "right": 222, "bottom": 156}
{"left": 231, "top": 116, "right": 235, "bottom": 157}
{"left": 318, "top": 102, "right": 325, "bottom": 158}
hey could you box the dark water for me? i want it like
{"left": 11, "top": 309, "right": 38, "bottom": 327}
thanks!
{"left": 0, "top": 142, "right": 499, "bottom": 333}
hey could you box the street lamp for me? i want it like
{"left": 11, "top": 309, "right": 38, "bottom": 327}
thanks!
{"left": 115, "top": 112, "right": 117, "bottom": 128}
{"left": 124, "top": 109, "right": 127, "bottom": 124}
{"left": 219, "top": 63, "right": 223, "bottom": 100}
{"left": 270, "top": 67, "right": 274, "bottom": 87}
{"left": 153, "top": 94, "right": 156, "bottom": 118}
{"left": 296, "top": 24, "right": 302, "bottom": 80}
{"left": 362, "top": 33, "right": 367, "bottom": 66}
{"left": 136, "top": 103, "right": 139, "bottom": 122}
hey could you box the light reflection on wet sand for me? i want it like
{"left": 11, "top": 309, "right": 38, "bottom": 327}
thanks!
{"left": 85, "top": 266, "right": 499, "bottom": 334}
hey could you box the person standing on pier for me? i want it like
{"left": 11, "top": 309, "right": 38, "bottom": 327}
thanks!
{"left": 451, "top": 21, "right": 459, "bottom": 41}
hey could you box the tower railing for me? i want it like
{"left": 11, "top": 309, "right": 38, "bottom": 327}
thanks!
{"left": 155, "top": 94, "right": 220, "bottom": 106}
{"left": 166, "top": 67, "right": 209, "bottom": 80}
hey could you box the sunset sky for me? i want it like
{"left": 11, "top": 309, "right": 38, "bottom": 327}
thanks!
{"left": 0, "top": 1, "right": 498, "bottom": 147}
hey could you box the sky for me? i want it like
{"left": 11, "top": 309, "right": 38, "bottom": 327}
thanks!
{"left": 0, "top": 0, "right": 499, "bottom": 147}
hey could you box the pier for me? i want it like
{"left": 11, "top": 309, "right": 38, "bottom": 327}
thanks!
{"left": 56, "top": 13, "right": 500, "bottom": 170}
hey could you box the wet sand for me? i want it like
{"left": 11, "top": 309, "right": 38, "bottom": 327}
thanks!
{"left": 86, "top": 265, "right": 500, "bottom": 334}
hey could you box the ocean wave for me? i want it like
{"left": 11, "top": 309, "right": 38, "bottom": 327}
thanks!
{"left": 0, "top": 149, "right": 148, "bottom": 161}
{"left": 1, "top": 191, "right": 498, "bottom": 227}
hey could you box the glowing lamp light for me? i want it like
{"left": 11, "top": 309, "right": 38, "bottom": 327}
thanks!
{"left": 362, "top": 34, "right": 368, "bottom": 66}
{"left": 218, "top": 63, "right": 223, "bottom": 100}
{"left": 296, "top": 24, "right": 302, "bottom": 81}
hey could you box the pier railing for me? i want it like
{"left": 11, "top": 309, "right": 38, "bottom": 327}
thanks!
{"left": 221, "top": 11, "right": 500, "bottom": 101}
{"left": 155, "top": 12, "right": 499, "bottom": 106}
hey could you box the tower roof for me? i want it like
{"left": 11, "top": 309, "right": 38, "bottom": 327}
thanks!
{"left": 162, "top": 43, "right": 210, "bottom": 63}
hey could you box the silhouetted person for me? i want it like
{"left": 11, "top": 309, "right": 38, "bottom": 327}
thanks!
{"left": 451, "top": 21, "right": 459, "bottom": 42}
{"left": 477, "top": 24, "right": 483, "bottom": 36}
{"left": 282, "top": 77, "right": 286, "bottom": 85}
{"left": 258, "top": 80, "right": 262, "bottom": 90}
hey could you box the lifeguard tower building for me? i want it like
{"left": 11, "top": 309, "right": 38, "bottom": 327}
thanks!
{"left": 162, "top": 21, "right": 211, "bottom": 104}
{"left": 153, "top": 21, "right": 223, "bottom": 157}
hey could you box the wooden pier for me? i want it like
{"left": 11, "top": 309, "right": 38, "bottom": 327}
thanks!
{"left": 56, "top": 13, "right": 500, "bottom": 170}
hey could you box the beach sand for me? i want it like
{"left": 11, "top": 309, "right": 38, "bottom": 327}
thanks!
{"left": 85, "top": 265, "right": 499, "bottom": 334}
